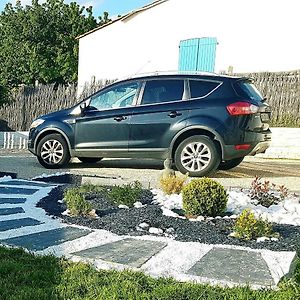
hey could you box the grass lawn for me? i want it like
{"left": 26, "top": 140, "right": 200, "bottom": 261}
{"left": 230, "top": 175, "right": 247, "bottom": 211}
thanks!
{"left": 0, "top": 247, "right": 299, "bottom": 300}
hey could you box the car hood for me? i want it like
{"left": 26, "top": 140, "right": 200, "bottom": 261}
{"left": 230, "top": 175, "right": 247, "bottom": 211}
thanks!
{"left": 39, "top": 108, "right": 72, "bottom": 120}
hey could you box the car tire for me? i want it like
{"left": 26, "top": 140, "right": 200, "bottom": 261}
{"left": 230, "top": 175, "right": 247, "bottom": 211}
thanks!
{"left": 218, "top": 157, "right": 244, "bottom": 170}
{"left": 174, "top": 135, "right": 221, "bottom": 177}
{"left": 78, "top": 157, "right": 103, "bottom": 163}
{"left": 37, "top": 133, "right": 70, "bottom": 169}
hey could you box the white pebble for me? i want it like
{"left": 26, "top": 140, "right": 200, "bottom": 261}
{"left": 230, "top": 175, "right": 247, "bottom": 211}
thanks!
{"left": 134, "top": 201, "right": 145, "bottom": 208}
{"left": 256, "top": 237, "right": 270, "bottom": 243}
{"left": 118, "top": 204, "right": 129, "bottom": 209}
{"left": 138, "top": 222, "right": 150, "bottom": 229}
{"left": 149, "top": 227, "right": 164, "bottom": 235}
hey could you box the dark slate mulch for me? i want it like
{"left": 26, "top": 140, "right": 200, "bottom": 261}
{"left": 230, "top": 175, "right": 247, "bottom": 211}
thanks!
{"left": 37, "top": 183, "right": 300, "bottom": 252}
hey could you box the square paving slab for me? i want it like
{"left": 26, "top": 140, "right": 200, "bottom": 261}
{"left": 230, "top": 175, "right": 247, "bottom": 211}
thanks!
{"left": 1, "top": 227, "right": 91, "bottom": 251}
{"left": 0, "top": 187, "right": 38, "bottom": 195}
{"left": 0, "top": 207, "right": 25, "bottom": 216}
{"left": 0, "top": 198, "right": 27, "bottom": 204}
{"left": 0, "top": 218, "right": 42, "bottom": 232}
{"left": 188, "top": 247, "right": 274, "bottom": 286}
{"left": 72, "top": 238, "right": 167, "bottom": 268}
{"left": 0, "top": 180, "right": 53, "bottom": 188}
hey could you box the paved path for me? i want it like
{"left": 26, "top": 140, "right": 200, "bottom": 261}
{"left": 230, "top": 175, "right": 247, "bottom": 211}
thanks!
{"left": 0, "top": 177, "right": 297, "bottom": 289}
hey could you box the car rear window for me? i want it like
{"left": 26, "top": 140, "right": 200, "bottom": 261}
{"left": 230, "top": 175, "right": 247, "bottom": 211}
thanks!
{"left": 234, "top": 80, "right": 264, "bottom": 101}
{"left": 189, "top": 80, "right": 220, "bottom": 98}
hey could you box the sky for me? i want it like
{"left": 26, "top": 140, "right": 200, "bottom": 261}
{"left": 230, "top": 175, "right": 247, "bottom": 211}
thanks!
{"left": 0, "top": 0, "right": 154, "bottom": 17}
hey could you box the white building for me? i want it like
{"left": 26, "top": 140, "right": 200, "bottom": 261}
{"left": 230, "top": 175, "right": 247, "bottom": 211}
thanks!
{"left": 77, "top": 0, "right": 300, "bottom": 92}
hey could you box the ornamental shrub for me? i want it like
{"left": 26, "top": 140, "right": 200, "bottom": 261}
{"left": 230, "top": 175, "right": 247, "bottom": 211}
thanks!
{"left": 182, "top": 178, "right": 228, "bottom": 217}
{"left": 233, "top": 209, "right": 274, "bottom": 240}
{"left": 159, "top": 174, "right": 188, "bottom": 195}
{"left": 64, "top": 187, "right": 93, "bottom": 216}
{"left": 109, "top": 181, "right": 143, "bottom": 207}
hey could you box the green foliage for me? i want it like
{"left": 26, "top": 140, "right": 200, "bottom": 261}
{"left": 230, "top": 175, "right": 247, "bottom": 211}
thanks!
{"left": 250, "top": 176, "right": 288, "bottom": 207}
{"left": 0, "top": 85, "right": 10, "bottom": 107}
{"left": 159, "top": 174, "right": 188, "bottom": 195}
{"left": 182, "top": 178, "right": 228, "bottom": 217}
{"left": 0, "top": 0, "right": 110, "bottom": 86}
{"left": 109, "top": 181, "right": 143, "bottom": 207}
{"left": 64, "top": 186, "right": 93, "bottom": 216}
{"left": 234, "top": 209, "right": 275, "bottom": 240}
{"left": 0, "top": 246, "right": 299, "bottom": 300}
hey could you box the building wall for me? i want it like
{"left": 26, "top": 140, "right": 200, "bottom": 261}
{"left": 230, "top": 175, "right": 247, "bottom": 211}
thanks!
{"left": 78, "top": 0, "right": 300, "bottom": 92}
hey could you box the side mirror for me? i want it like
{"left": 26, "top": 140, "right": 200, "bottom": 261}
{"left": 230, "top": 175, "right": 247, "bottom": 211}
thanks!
{"left": 79, "top": 102, "right": 87, "bottom": 116}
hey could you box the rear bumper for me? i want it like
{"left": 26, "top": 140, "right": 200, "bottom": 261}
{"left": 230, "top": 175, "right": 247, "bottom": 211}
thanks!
{"left": 222, "top": 130, "right": 271, "bottom": 160}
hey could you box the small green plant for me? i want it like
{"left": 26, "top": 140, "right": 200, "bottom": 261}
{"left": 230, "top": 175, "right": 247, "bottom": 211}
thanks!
{"left": 109, "top": 181, "right": 143, "bottom": 207}
{"left": 233, "top": 209, "right": 275, "bottom": 240}
{"left": 64, "top": 187, "right": 93, "bottom": 216}
{"left": 159, "top": 174, "right": 188, "bottom": 195}
{"left": 182, "top": 178, "right": 228, "bottom": 217}
{"left": 250, "top": 176, "right": 288, "bottom": 207}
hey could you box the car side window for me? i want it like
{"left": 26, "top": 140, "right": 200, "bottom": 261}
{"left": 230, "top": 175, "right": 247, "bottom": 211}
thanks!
{"left": 141, "top": 80, "right": 184, "bottom": 105}
{"left": 189, "top": 80, "right": 220, "bottom": 98}
{"left": 89, "top": 82, "right": 139, "bottom": 110}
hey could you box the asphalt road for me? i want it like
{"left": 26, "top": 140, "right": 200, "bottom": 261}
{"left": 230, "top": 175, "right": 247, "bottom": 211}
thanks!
{"left": 1, "top": 150, "right": 300, "bottom": 191}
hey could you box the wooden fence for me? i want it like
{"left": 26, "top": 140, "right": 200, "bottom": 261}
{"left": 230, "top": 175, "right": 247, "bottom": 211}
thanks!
{"left": 237, "top": 70, "right": 300, "bottom": 127}
{"left": 0, "top": 80, "right": 109, "bottom": 131}
{"left": 0, "top": 70, "right": 300, "bottom": 131}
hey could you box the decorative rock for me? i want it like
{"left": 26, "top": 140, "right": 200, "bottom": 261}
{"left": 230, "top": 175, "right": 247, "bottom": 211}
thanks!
{"left": 215, "top": 216, "right": 222, "bottom": 219}
{"left": 62, "top": 209, "right": 70, "bottom": 216}
{"left": 196, "top": 216, "right": 205, "bottom": 221}
{"left": 165, "top": 227, "right": 175, "bottom": 234}
{"left": 223, "top": 216, "right": 230, "bottom": 219}
{"left": 257, "top": 237, "right": 270, "bottom": 243}
{"left": 229, "top": 214, "right": 238, "bottom": 219}
{"left": 206, "top": 217, "right": 214, "bottom": 221}
{"left": 149, "top": 227, "right": 164, "bottom": 235}
{"left": 118, "top": 204, "right": 129, "bottom": 209}
{"left": 271, "top": 237, "right": 279, "bottom": 242}
{"left": 134, "top": 201, "right": 145, "bottom": 208}
{"left": 57, "top": 199, "right": 64, "bottom": 204}
{"left": 138, "top": 222, "right": 150, "bottom": 229}
{"left": 229, "top": 232, "right": 237, "bottom": 237}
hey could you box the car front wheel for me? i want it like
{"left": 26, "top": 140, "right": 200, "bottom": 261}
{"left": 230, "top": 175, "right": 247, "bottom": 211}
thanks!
{"left": 37, "top": 133, "right": 70, "bottom": 169}
{"left": 174, "top": 135, "right": 221, "bottom": 177}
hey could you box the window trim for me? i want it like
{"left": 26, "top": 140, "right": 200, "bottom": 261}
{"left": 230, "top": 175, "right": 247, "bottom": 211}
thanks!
{"left": 187, "top": 78, "right": 223, "bottom": 100}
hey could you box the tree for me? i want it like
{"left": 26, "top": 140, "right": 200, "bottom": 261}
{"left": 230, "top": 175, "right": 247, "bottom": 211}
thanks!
{"left": 0, "top": 0, "right": 110, "bottom": 86}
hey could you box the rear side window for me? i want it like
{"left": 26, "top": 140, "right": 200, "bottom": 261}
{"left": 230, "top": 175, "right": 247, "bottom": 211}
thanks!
{"left": 141, "top": 80, "right": 184, "bottom": 105}
{"left": 234, "top": 80, "right": 264, "bottom": 101}
{"left": 189, "top": 80, "right": 220, "bottom": 98}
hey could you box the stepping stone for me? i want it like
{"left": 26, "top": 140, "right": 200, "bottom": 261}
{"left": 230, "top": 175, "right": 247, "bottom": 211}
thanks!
{"left": 1, "top": 227, "right": 91, "bottom": 251}
{"left": 0, "top": 187, "right": 38, "bottom": 195}
{"left": 72, "top": 238, "right": 167, "bottom": 268}
{"left": 0, "top": 198, "right": 27, "bottom": 204}
{"left": 0, "top": 180, "right": 53, "bottom": 188}
{"left": 188, "top": 247, "right": 274, "bottom": 286}
{"left": 0, "top": 207, "right": 25, "bottom": 216}
{"left": 0, "top": 218, "right": 42, "bottom": 232}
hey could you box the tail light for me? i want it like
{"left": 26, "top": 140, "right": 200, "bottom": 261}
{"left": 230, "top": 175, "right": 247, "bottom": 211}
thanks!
{"left": 226, "top": 102, "right": 259, "bottom": 116}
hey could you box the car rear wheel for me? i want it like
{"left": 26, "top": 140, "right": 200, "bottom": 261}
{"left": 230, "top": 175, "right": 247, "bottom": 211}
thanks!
{"left": 78, "top": 157, "right": 103, "bottom": 163}
{"left": 174, "top": 135, "right": 221, "bottom": 177}
{"left": 37, "top": 134, "right": 70, "bottom": 169}
{"left": 218, "top": 157, "right": 244, "bottom": 170}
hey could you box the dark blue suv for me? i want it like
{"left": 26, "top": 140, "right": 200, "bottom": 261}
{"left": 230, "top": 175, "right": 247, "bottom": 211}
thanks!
{"left": 28, "top": 73, "right": 271, "bottom": 177}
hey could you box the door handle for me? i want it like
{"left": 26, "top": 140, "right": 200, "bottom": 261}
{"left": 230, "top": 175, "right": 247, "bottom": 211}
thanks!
{"left": 168, "top": 111, "right": 182, "bottom": 118}
{"left": 114, "top": 116, "right": 127, "bottom": 122}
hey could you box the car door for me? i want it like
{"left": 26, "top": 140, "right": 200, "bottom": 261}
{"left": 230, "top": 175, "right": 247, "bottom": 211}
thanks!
{"left": 74, "top": 81, "right": 140, "bottom": 156}
{"left": 129, "top": 78, "right": 190, "bottom": 158}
